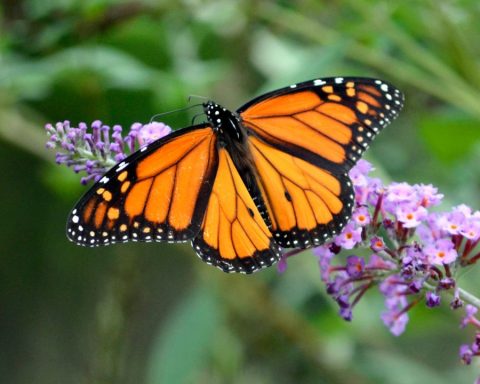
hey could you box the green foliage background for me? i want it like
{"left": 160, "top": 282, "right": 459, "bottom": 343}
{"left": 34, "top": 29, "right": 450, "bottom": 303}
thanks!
{"left": 1, "top": 1, "right": 480, "bottom": 383}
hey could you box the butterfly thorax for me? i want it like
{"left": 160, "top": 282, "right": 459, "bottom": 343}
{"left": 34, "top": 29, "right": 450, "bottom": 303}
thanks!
{"left": 203, "top": 101, "right": 244, "bottom": 145}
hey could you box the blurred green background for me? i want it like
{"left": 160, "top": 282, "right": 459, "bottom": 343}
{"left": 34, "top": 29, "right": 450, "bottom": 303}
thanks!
{"left": 1, "top": 0, "right": 480, "bottom": 383}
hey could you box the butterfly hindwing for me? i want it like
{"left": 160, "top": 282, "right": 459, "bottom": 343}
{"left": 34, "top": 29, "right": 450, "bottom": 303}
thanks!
{"left": 67, "top": 124, "right": 218, "bottom": 246}
{"left": 247, "top": 135, "right": 354, "bottom": 248}
{"left": 239, "top": 77, "right": 404, "bottom": 173}
{"left": 192, "top": 148, "right": 281, "bottom": 273}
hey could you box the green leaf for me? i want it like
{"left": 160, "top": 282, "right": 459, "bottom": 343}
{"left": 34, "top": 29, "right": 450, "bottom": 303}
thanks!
{"left": 419, "top": 111, "right": 480, "bottom": 164}
{"left": 146, "top": 284, "right": 221, "bottom": 384}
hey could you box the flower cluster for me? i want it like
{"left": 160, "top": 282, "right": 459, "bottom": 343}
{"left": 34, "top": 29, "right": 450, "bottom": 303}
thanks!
{"left": 460, "top": 305, "right": 480, "bottom": 365}
{"left": 45, "top": 120, "right": 172, "bottom": 184}
{"left": 303, "top": 159, "right": 480, "bottom": 365}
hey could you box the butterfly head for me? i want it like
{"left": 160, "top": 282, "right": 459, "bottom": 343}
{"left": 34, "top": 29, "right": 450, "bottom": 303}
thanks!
{"left": 204, "top": 101, "right": 227, "bottom": 129}
{"left": 203, "top": 101, "right": 244, "bottom": 141}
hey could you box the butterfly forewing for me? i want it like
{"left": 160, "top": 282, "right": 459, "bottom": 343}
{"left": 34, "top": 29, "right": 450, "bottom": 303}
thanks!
{"left": 239, "top": 77, "right": 404, "bottom": 173}
{"left": 67, "top": 124, "right": 218, "bottom": 246}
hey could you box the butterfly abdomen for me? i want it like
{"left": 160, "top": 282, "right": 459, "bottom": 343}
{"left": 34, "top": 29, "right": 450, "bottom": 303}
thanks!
{"left": 203, "top": 101, "right": 274, "bottom": 232}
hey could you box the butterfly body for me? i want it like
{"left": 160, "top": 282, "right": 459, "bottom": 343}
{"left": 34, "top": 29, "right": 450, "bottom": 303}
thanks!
{"left": 67, "top": 77, "right": 404, "bottom": 274}
{"left": 204, "top": 101, "right": 244, "bottom": 143}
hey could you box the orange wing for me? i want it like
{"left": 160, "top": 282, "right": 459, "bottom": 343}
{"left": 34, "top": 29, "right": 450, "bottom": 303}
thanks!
{"left": 237, "top": 77, "right": 403, "bottom": 248}
{"left": 67, "top": 125, "right": 218, "bottom": 246}
{"left": 239, "top": 77, "right": 403, "bottom": 172}
{"left": 192, "top": 148, "right": 281, "bottom": 273}
{"left": 248, "top": 135, "right": 353, "bottom": 248}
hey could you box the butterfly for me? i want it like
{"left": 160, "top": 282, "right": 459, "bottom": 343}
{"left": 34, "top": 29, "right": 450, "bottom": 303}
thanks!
{"left": 67, "top": 77, "right": 404, "bottom": 274}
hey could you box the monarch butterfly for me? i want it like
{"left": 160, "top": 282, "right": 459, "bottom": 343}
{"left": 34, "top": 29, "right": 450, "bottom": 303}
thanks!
{"left": 67, "top": 77, "right": 403, "bottom": 274}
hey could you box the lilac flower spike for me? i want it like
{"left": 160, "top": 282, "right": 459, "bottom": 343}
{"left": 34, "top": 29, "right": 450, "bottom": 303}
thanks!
{"left": 312, "top": 158, "right": 480, "bottom": 373}
{"left": 45, "top": 120, "right": 172, "bottom": 184}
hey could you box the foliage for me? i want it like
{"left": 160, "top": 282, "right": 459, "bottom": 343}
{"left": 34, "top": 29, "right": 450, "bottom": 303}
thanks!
{"left": 1, "top": 0, "right": 480, "bottom": 383}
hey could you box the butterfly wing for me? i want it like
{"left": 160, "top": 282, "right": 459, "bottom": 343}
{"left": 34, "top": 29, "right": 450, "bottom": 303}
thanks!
{"left": 238, "top": 77, "right": 403, "bottom": 248}
{"left": 238, "top": 77, "right": 403, "bottom": 172}
{"left": 67, "top": 124, "right": 218, "bottom": 246}
{"left": 247, "top": 135, "right": 353, "bottom": 248}
{"left": 192, "top": 148, "right": 281, "bottom": 274}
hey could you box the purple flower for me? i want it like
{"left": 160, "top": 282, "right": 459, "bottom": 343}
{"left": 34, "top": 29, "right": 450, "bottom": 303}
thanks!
{"left": 370, "top": 236, "right": 386, "bottom": 252}
{"left": 385, "top": 182, "right": 418, "bottom": 206}
{"left": 461, "top": 217, "right": 480, "bottom": 241}
{"left": 334, "top": 223, "right": 362, "bottom": 249}
{"left": 379, "top": 275, "right": 401, "bottom": 296}
{"left": 314, "top": 245, "right": 335, "bottom": 282}
{"left": 137, "top": 122, "right": 172, "bottom": 147}
{"left": 378, "top": 275, "right": 411, "bottom": 335}
{"left": 459, "top": 344, "right": 473, "bottom": 365}
{"left": 416, "top": 184, "right": 443, "bottom": 208}
{"left": 339, "top": 307, "right": 353, "bottom": 321}
{"left": 425, "top": 291, "right": 441, "bottom": 308}
{"left": 352, "top": 206, "right": 371, "bottom": 227}
{"left": 381, "top": 310, "right": 409, "bottom": 336}
{"left": 348, "top": 159, "right": 373, "bottom": 187}
{"left": 366, "top": 254, "right": 396, "bottom": 270}
{"left": 348, "top": 160, "right": 383, "bottom": 206}
{"left": 437, "top": 211, "right": 466, "bottom": 235}
{"left": 450, "top": 290, "right": 464, "bottom": 309}
{"left": 395, "top": 204, "right": 428, "bottom": 228}
{"left": 45, "top": 120, "right": 171, "bottom": 184}
{"left": 461, "top": 305, "right": 479, "bottom": 329}
{"left": 424, "top": 238, "right": 458, "bottom": 265}
{"left": 454, "top": 204, "right": 473, "bottom": 217}
{"left": 345, "top": 255, "right": 365, "bottom": 278}
{"left": 416, "top": 217, "right": 438, "bottom": 243}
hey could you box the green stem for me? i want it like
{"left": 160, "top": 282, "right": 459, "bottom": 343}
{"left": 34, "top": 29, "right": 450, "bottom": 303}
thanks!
{"left": 457, "top": 287, "right": 480, "bottom": 309}
{"left": 424, "top": 281, "right": 480, "bottom": 308}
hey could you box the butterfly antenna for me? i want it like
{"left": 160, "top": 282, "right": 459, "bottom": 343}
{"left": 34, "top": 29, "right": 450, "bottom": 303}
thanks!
{"left": 149, "top": 104, "right": 202, "bottom": 123}
{"left": 188, "top": 94, "right": 210, "bottom": 103}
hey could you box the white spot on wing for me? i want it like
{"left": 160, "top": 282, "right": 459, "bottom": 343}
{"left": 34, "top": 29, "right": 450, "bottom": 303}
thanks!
{"left": 116, "top": 161, "right": 128, "bottom": 172}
